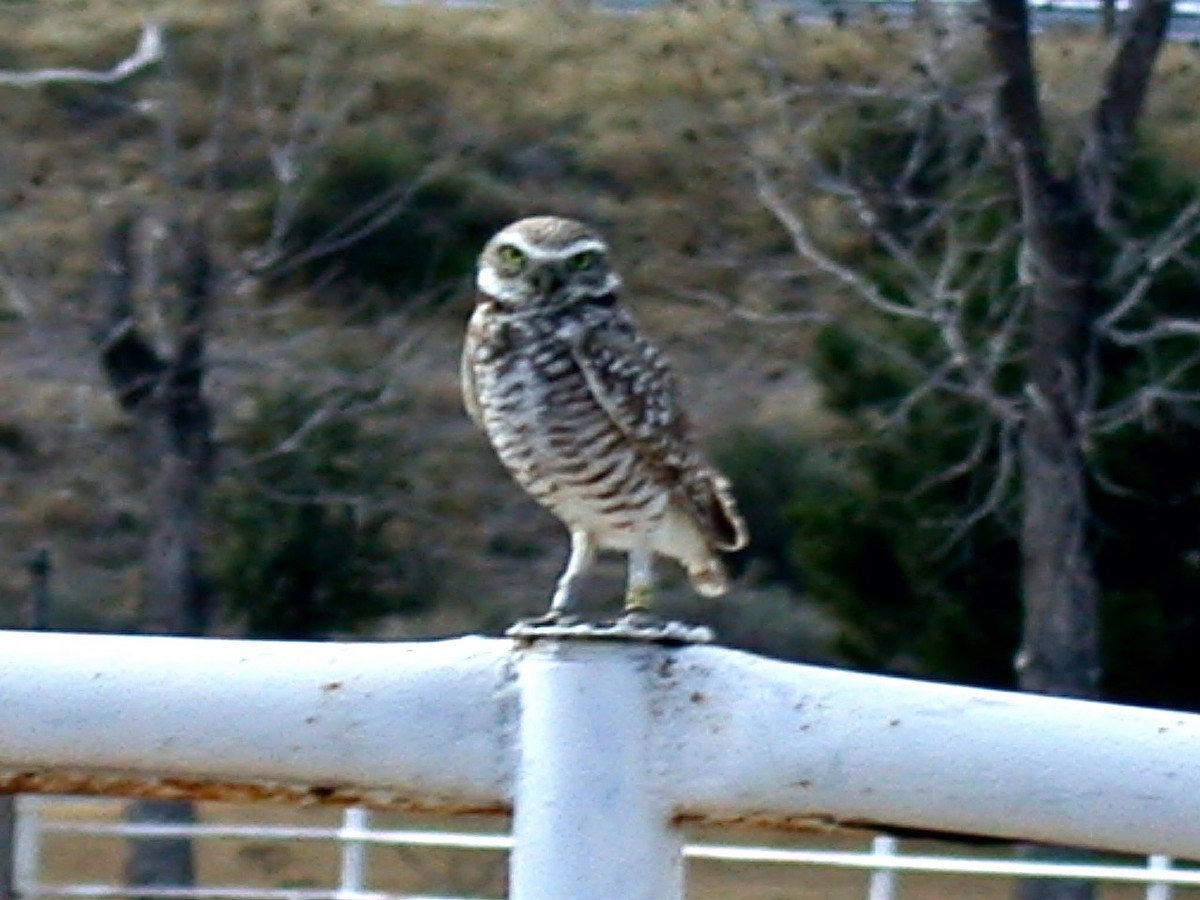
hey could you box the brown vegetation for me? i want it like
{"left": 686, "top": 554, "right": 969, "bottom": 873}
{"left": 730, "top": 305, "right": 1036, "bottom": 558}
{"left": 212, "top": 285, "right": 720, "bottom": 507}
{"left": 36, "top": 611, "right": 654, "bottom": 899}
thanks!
{"left": 3, "top": 0, "right": 1200, "bottom": 648}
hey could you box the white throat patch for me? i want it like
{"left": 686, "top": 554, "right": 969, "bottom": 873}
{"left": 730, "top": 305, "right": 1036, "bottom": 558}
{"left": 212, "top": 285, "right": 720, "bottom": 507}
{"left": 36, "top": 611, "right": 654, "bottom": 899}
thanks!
{"left": 477, "top": 266, "right": 522, "bottom": 301}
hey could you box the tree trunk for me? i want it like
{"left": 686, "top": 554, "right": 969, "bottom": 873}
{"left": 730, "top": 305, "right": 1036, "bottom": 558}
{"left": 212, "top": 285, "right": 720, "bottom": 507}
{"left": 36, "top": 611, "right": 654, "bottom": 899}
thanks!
{"left": 1017, "top": 399, "right": 1100, "bottom": 696}
{"left": 982, "top": 0, "right": 1108, "bottom": 891}
{"left": 1015, "top": 175, "right": 1102, "bottom": 702}
{"left": 1100, "top": 0, "right": 1118, "bottom": 36}
{"left": 1016, "top": 357, "right": 1100, "bottom": 900}
{"left": 1009, "top": 168, "right": 1105, "bottom": 900}
{"left": 138, "top": 379, "right": 216, "bottom": 636}
{"left": 97, "top": 215, "right": 216, "bottom": 899}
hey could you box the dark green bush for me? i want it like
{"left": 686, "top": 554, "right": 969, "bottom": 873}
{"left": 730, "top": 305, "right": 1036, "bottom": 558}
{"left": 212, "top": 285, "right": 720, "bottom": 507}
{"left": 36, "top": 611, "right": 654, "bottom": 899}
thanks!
{"left": 710, "top": 426, "right": 823, "bottom": 592}
{"left": 208, "top": 387, "right": 431, "bottom": 639}
{"left": 259, "top": 133, "right": 520, "bottom": 312}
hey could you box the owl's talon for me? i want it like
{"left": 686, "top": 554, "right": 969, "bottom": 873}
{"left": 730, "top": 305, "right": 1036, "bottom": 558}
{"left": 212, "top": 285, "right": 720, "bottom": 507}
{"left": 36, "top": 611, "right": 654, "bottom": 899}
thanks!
{"left": 618, "top": 607, "right": 663, "bottom": 629}
{"left": 520, "top": 610, "right": 581, "bottom": 628}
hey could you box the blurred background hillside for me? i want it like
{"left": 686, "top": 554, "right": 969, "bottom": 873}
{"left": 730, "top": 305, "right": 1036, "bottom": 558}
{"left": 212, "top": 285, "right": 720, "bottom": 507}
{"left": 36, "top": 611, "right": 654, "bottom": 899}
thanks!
{"left": 2, "top": 0, "right": 1200, "bottom": 710}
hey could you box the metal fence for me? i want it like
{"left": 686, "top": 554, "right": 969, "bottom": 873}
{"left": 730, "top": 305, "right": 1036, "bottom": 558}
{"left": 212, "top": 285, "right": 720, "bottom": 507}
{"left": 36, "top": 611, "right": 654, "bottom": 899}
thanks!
{"left": 13, "top": 798, "right": 1200, "bottom": 900}
{"left": 2, "top": 630, "right": 1200, "bottom": 899}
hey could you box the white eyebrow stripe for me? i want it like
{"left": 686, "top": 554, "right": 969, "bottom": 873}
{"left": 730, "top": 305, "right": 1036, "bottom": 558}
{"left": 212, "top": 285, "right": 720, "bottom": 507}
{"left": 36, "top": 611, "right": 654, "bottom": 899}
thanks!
{"left": 494, "top": 233, "right": 609, "bottom": 261}
{"left": 476, "top": 267, "right": 622, "bottom": 298}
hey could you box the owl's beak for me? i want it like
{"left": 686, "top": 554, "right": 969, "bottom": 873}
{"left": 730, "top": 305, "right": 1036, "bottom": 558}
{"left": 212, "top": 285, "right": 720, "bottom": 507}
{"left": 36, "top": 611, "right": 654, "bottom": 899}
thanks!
{"left": 531, "top": 262, "right": 567, "bottom": 296}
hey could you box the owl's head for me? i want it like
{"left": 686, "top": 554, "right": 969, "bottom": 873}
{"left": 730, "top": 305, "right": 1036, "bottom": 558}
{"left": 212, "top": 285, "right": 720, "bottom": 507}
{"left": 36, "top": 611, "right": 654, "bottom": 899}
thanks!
{"left": 476, "top": 216, "right": 622, "bottom": 311}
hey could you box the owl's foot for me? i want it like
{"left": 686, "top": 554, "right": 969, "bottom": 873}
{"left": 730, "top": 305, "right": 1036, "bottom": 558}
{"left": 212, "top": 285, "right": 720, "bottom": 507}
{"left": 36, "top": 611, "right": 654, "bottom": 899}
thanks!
{"left": 610, "top": 608, "right": 715, "bottom": 644}
{"left": 517, "top": 609, "right": 583, "bottom": 628}
{"left": 602, "top": 604, "right": 667, "bottom": 632}
{"left": 618, "top": 604, "right": 661, "bottom": 630}
{"left": 508, "top": 611, "right": 714, "bottom": 644}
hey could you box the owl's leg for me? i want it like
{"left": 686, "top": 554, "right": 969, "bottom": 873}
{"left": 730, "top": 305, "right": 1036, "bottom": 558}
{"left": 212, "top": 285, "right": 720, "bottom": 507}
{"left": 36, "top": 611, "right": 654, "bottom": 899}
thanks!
{"left": 548, "top": 529, "right": 596, "bottom": 617}
{"left": 624, "top": 546, "right": 655, "bottom": 612}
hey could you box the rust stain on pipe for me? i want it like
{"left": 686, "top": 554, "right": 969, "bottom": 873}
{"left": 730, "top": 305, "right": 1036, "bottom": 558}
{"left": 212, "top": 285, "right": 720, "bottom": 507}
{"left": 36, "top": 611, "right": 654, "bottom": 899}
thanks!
{"left": 0, "top": 769, "right": 510, "bottom": 817}
{"left": 672, "top": 810, "right": 863, "bottom": 834}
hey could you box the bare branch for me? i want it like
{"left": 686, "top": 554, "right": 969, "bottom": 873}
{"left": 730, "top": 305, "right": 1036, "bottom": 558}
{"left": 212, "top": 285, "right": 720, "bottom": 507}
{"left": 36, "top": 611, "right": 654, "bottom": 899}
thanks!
{"left": 931, "top": 416, "right": 1020, "bottom": 554}
{"left": 255, "top": 156, "right": 455, "bottom": 280}
{"left": 0, "top": 22, "right": 162, "bottom": 87}
{"left": 667, "top": 285, "right": 832, "bottom": 327}
{"left": 1082, "top": 0, "right": 1174, "bottom": 217}
{"left": 883, "top": 355, "right": 971, "bottom": 428}
{"left": 1098, "top": 195, "right": 1200, "bottom": 336}
{"left": 248, "top": 41, "right": 379, "bottom": 263}
{"left": 982, "top": 0, "right": 1054, "bottom": 188}
{"left": 753, "top": 163, "right": 935, "bottom": 323}
{"left": 1091, "top": 347, "right": 1200, "bottom": 432}
{"left": 838, "top": 178, "right": 939, "bottom": 298}
{"left": 1104, "top": 318, "right": 1200, "bottom": 347}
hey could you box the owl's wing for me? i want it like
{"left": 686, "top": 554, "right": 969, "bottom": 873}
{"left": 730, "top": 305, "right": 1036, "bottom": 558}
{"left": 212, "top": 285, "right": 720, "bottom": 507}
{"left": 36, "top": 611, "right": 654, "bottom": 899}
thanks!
{"left": 570, "top": 311, "right": 747, "bottom": 551}
{"left": 572, "top": 311, "right": 690, "bottom": 468}
{"left": 461, "top": 310, "right": 486, "bottom": 429}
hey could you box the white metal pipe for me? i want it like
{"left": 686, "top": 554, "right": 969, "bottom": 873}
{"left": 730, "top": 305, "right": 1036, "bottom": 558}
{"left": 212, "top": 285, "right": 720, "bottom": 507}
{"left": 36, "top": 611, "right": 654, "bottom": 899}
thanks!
{"left": 1147, "top": 855, "right": 1175, "bottom": 900}
{"left": 337, "top": 807, "right": 370, "bottom": 897}
{"left": 21, "top": 800, "right": 1200, "bottom": 889}
{"left": 662, "top": 645, "right": 1200, "bottom": 860}
{"left": 509, "top": 640, "right": 684, "bottom": 900}
{"left": 13, "top": 796, "right": 41, "bottom": 899}
{"left": 4, "top": 630, "right": 1200, "bottom": 868}
{"left": 867, "top": 835, "right": 898, "bottom": 900}
{"left": 0, "top": 632, "right": 514, "bottom": 811}
{"left": 684, "top": 844, "right": 1200, "bottom": 885}
{"left": 36, "top": 821, "right": 514, "bottom": 850}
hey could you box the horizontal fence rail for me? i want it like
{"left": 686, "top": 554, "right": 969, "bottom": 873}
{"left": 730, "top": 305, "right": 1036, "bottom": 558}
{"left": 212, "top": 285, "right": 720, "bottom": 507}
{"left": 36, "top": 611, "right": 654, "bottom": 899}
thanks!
{"left": 2, "top": 629, "right": 1200, "bottom": 899}
{"left": 0, "top": 632, "right": 514, "bottom": 812}
{"left": 14, "top": 799, "right": 1200, "bottom": 900}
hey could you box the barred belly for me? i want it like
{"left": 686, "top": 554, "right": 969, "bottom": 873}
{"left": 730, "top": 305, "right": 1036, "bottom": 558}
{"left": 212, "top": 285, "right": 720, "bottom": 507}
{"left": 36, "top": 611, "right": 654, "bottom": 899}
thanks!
{"left": 477, "top": 352, "right": 666, "bottom": 548}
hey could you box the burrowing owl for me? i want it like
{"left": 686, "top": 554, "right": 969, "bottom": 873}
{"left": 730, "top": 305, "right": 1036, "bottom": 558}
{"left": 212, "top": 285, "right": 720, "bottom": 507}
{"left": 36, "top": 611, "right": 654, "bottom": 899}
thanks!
{"left": 462, "top": 215, "right": 748, "bottom": 621}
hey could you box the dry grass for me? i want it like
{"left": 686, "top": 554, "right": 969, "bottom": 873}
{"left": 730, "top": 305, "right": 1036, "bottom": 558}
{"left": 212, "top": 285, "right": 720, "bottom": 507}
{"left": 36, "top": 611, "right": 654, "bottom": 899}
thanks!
{"left": 3, "top": 0, "right": 1200, "bottom": 634}
{"left": 3, "top": 14, "right": 1198, "bottom": 896}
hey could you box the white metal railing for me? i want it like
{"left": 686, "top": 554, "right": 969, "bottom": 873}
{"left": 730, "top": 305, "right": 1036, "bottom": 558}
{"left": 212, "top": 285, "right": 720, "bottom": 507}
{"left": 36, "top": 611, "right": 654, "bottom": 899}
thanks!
{"left": 2, "top": 630, "right": 1200, "bottom": 899}
{"left": 14, "top": 798, "right": 1200, "bottom": 900}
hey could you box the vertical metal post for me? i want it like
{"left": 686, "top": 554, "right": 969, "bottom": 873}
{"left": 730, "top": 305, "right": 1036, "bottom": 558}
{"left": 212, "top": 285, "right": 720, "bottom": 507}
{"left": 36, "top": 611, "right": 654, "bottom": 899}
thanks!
{"left": 1146, "top": 855, "right": 1174, "bottom": 900}
{"left": 509, "top": 637, "right": 684, "bottom": 900}
{"left": 12, "top": 797, "right": 41, "bottom": 900}
{"left": 338, "top": 807, "right": 370, "bottom": 898}
{"left": 867, "top": 835, "right": 899, "bottom": 900}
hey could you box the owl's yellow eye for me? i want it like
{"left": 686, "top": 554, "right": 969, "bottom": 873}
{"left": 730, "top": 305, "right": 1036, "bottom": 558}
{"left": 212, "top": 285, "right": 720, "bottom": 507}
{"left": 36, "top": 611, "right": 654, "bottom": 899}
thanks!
{"left": 569, "top": 250, "right": 601, "bottom": 271}
{"left": 496, "top": 244, "right": 526, "bottom": 271}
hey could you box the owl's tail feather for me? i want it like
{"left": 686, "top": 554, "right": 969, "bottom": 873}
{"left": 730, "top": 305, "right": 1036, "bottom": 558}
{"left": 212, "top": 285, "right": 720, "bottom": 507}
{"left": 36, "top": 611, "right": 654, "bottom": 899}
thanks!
{"left": 688, "top": 556, "right": 731, "bottom": 597}
{"left": 678, "top": 466, "right": 749, "bottom": 596}
{"left": 698, "top": 470, "right": 749, "bottom": 552}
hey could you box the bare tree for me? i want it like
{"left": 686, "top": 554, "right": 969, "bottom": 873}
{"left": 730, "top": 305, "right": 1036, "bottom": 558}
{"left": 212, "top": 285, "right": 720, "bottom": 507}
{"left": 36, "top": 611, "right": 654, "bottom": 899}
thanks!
{"left": 4, "top": 5, "right": 451, "bottom": 891}
{"left": 97, "top": 215, "right": 216, "bottom": 636}
{"left": 744, "top": 4, "right": 1187, "bottom": 895}
{"left": 91, "top": 211, "right": 215, "bottom": 898}
{"left": 1, "top": 23, "right": 191, "bottom": 896}
{"left": 986, "top": 2, "right": 1174, "bottom": 897}
{"left": 984, "top": 0, "right": 1174, "bottom": 696}
{"left": 750, "top": 0, "right": 1187, "bottom": 701}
